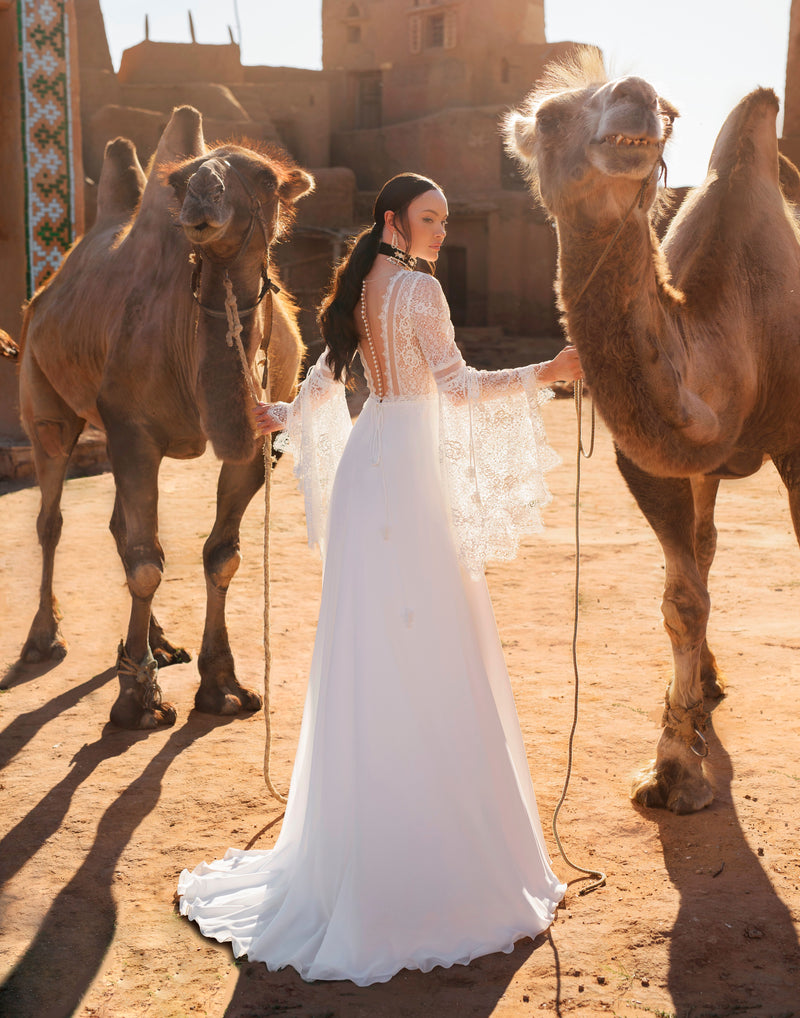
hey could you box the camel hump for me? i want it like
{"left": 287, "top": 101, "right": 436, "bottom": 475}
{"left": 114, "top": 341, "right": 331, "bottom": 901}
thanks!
{"left": 137, "top": 106, "right": 206, "bottom": 217}
{"left": 707, "top": 87, "right": 780, "bottom": 185}
{"left": 153, "top": 106, "right": 205, "bottom": 169}
{"left": 96, "top": 138, "right": 146, "bottom": 222}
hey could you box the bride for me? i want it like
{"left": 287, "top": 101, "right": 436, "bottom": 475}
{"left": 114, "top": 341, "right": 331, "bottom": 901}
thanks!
{"left": 177, "top": 172, "right": 583, "bottom": 986}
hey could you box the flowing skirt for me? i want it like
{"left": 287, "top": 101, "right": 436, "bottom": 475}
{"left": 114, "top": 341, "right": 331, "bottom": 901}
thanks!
{"left": 178, "top": 395, "right": 565, "bottom": 986}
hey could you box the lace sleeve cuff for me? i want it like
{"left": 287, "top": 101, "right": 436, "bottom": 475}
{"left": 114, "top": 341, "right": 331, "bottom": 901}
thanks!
{"left": 438, "top": 365, "right": 560, "bottom": 578}
{"left": 275, "top": 354, "right": 352, "bottom": 558}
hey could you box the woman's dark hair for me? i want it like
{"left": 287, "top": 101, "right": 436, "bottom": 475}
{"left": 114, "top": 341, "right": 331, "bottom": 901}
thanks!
{"left": 318, "top": 172, "right": 441, "bottom": 381}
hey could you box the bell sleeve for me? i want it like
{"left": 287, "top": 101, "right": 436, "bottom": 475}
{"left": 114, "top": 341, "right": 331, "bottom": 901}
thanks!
{"left": 272, "top": 349, "right": 352, "bottom": 559}
{"left": 408, "top": 273, "right": 561, "bottom": 578}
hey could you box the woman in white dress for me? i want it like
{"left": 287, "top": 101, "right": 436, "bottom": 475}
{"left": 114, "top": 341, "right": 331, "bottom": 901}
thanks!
{"left": 177, "top": 173, "right": 583, "bottom": 987}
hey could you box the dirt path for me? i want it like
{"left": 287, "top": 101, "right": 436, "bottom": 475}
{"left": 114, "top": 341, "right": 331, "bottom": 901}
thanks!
{"left": 1, "top": 399, "right": 799, "bottom": 1018}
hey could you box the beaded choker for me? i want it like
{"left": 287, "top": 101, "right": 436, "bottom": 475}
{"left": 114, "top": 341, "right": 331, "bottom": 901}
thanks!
{"left": 378, "top": 241, "right": 416, "bottom": 271}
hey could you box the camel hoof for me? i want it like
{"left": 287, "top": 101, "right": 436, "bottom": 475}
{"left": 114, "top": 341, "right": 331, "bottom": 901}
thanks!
{"left": 194, "top": 683, "right": 263, "bottom": 716}
{"left": 110, "top": 688, "right": 177, "bottom": 730}
{"left": 21, "top": 634, "right": 68, "bottom": 664}
{"left": 631, "top": 760, "right": 714, "bottom": 814}
{"left": 153, "top": 645, "right": 192, "bottom": 668}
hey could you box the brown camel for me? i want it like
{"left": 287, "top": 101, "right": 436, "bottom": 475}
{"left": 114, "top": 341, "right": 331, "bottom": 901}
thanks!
{"left": 505, "top": 49, "right": 800, "bottom": 813}
{"left": 18, "top": 106, "right": 313, "bottom": 730}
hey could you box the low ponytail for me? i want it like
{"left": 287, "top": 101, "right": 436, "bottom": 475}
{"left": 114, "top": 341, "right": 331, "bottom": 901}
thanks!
{"left": 318, "top": 172, "right": 441, "bottom": 382}
{"left": 318, "top": 222, "right": 381, "bottom": 382}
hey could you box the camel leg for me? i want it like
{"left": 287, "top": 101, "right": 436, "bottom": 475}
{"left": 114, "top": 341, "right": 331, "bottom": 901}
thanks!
{"left": 772, "top": 448, "right": 800, "bottom": 557}
{"left": 19, "top": 356, "right": 85, "bottom": 663}
{"left": 195, "top": 452, "right": 266, "bottom": 716}
{"left": 104, "top": 426, "right": 176, "bottom": 730}
{"left": 108, "top": 494, "right": 191, "bottom": 668}
{"left": 615, "top": 450, "right": 714, "bottom": 814}
{"left": 691, "top": 475, "right": 725, "bottom": 699}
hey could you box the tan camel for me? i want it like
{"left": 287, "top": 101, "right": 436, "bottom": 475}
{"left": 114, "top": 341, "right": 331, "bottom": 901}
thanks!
{"left": 505, "top": 49, "right": 800, "bottom": 813}
{"left": 18, "top": 106, "right": 313, "bottom": 729}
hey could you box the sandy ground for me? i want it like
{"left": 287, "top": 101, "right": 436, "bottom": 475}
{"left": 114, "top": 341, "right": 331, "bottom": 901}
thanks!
{"left": 1, "top": 398, "right": 799, "bottom": 1018}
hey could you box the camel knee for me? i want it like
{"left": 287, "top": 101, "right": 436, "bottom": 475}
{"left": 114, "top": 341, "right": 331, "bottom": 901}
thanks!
{"left": 125, "top": 560, "right": 163, "bottom": 601}
{"left": 661, "top": 587, "right": 710, "bottom": 648}
{"left": 203, "top": 541, "right": 242, "bottom": 591}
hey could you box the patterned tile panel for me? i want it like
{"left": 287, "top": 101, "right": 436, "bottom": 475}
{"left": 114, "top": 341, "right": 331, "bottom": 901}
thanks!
{"left": 17, "top": 0, "right": 83, "bottom": 295}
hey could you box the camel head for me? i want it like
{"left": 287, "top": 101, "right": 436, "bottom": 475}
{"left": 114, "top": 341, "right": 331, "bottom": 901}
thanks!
{"left": 504, "top": 48, "right": 678, "bottom": 227}
{"left": 167, "top": 146, "right": 314, "bottom": 261}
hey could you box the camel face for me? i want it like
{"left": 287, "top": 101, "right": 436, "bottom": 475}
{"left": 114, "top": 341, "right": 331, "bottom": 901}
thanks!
{"left": 505, "top": 56, "right": 677, "bottom": 224}
{"left": 169, "top": 148, "right": 314, "bottom": 263}
{"left": 178, "top": 157, "right": 236, "bottom": 245}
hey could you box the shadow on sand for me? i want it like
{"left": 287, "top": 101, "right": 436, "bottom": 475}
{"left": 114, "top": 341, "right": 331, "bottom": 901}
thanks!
{"left": 642, "top": 718, "right": 800, "bottom": 1017}
{"left": 219, "top": 933, "right": 556, "bottom": 1018}
{"left": 0, "top": 712, "right": 227, "bottom": 1018}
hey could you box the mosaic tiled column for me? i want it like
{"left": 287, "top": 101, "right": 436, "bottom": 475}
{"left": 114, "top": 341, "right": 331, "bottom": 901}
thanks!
{"left": 17, "top": 0, "right": 84, "bottom": 296}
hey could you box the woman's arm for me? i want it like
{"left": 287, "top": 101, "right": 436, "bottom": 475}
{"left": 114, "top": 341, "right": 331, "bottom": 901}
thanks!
{"left": 409, "top": 274, "right": 583, "bottom": 397}
{"left": 252, "top": 349, "right": 340, "bottom": 436}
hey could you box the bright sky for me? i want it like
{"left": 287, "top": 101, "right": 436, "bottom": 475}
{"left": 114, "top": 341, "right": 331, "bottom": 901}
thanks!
{"left": 99, "top": 0, "right": 793, "bottom": 187}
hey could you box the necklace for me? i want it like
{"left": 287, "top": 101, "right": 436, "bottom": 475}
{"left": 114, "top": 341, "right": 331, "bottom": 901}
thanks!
{"left": 360, "top": 282, "right": 385, "bottom": 400}
{"left": 377, "top": 241, "right": 416, "bottom": 271}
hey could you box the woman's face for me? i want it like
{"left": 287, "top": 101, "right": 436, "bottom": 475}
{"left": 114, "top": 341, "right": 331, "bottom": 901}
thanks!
{"left": 389, "top": 188, "right": 448, "bottom": 262}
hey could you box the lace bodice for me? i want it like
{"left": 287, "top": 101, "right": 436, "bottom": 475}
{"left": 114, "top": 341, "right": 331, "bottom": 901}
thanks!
{"left": 271, "top": 269, "right": 559, "bottom": 573}
{"left": 358, "top": 270, "right": 545, "bottom": 401}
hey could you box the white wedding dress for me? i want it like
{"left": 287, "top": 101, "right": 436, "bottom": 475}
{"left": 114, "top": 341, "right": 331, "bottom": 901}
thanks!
{"left": 177, "top": 268, "right": 566, "bottom": 986}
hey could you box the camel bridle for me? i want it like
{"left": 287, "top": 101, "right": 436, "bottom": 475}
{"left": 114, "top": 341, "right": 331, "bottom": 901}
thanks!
{"left": 188, "top": 158, "right": 282, "bottom": 392}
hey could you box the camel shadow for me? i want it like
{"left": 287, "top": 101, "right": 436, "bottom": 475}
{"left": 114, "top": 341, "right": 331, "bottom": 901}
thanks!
{"left": 220, "top": 934, "right": 553, "bottom": 1018}
{"left": 640, "top": 720, "right": 800, "bottom": 1017}
{"left": 0, "top": 666, "right": 116, "bottom": 770}
{"left": 0, "top": 713, "right": 226, "bottom": 1018}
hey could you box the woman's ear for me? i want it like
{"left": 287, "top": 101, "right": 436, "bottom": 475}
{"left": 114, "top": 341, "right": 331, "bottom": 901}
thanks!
{"left": 384, "top": 210, "right": 395, "bottom": 231}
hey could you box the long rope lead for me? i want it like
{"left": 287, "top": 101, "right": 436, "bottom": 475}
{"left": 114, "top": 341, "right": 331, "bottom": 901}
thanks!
{"left": 222, "top": 271, "right": 288, "bottom": 805}
{"left": 551, "top": 378, "right": 606, "bottom": 895}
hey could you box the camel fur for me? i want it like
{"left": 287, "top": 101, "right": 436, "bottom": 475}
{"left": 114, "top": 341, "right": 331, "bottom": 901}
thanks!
{"left": 505, "top": 49, "right": 800, "bottom": 813}
{"left": 18, "top": 106, "right": 313, "bottom": 730}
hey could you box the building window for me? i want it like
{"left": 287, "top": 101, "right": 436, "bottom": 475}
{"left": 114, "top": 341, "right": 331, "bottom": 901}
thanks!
{"left": 347, "top": 3, "right": 360, "bottom": 15}
{"left": 409, "top": 14, "right": 421, "bottom": 53}
{"left": 500, "top": 58, "right": 510, "bottom": 83}
{"left": 347, "top": 24, "right": 361, "bottom": 43}
{"left": 427, "top": 12, "right": 444, "bottom": 47}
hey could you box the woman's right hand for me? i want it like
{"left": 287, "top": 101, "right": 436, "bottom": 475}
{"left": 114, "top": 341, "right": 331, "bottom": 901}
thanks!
{"left": 253, "top": 402, "right": 283, "bottom": 436}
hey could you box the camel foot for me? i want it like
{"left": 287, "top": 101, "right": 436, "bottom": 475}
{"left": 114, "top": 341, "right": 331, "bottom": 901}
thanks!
{"left": 21, "top": 633, "right": 68, "bottom": 664}
{"left": 152, "top": 643, "right": 192, "bottom": 669}
{"left": 110, "top": 686, "right": 177, "bottom": 730}
{"left": 148, "top": 617, "right": 192, "bottom": 668}
{"left": 110, "top": 643, "right": 177, "bottom": 730}
{"left": 631, "top": 758, "right": 714, "bottom": 814}
{"left": 194, "top": 680, "right": 263, "bottom": 716}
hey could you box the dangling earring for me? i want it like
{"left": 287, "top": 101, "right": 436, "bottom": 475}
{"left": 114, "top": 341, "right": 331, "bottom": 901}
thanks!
{"left": 380, "top": 227, "right": 417, "bottom": 271}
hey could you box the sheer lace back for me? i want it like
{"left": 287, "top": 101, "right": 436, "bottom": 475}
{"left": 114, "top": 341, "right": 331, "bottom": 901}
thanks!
{"left": 359, "top": 270, "right": 439, "bottom": 399}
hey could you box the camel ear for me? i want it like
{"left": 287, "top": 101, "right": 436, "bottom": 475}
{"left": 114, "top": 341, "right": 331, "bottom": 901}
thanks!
{"left": 503, "top": 110, "right": 536, "bottom": 162}
{"left": 659, "top": 97, "right": 680, "bottom": 125}
{"left": 278, "top": 168, "right": 315, "bottom": 204}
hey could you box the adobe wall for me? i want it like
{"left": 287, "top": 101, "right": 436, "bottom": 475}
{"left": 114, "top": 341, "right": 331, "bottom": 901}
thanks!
{"left": 0, "top": 5, "right": 28, "bottom": 440}
{"left": 782, "top": 0, "right": 800, "bottom": 167}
